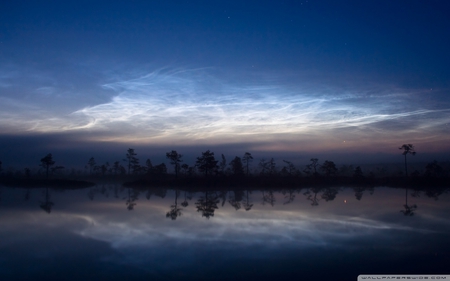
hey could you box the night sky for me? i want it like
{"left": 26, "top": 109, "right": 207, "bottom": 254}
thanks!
{"left": 1, "top": 0, "right": 450, "bottom": 167}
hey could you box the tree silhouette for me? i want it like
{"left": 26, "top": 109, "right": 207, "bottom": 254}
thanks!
{"left": 86, "top": 157, "right": 96, "bottom": 175}
{"left": 320, "top": 160, "right": 337, "bottom": 177}
{"left": 229, "top": 156, "right": 244, "bottom": 176}
{"left": 100, "top": 162, "right": 109, "bottom": 176}
{"left": 259, "top": 158, "right": 276, "bottom": 175}
{"left": 180, "top": 164, "right": 189, "bottom": 175}
{"left": 112, "top": 161, "right": 126, "bottom": 175}
{"left": 242, "top": 152, "right": 253, "bottom": 176}
{"left": 219, "top": 154, "right": 227, "bottom": 175}
{"left": 282, "top": 160, "right": 299, "bottom": 176}
{"left": 259, "top": 159, "right": 269, "bottom": 175}
{"left": 166, "top": 150, "right": 183, "bottom": 178}
{"left": 339, "top": 164, "right": 354, "bottom": 176}
{"left": 304, "top": 158, "right": 320, "bottom": 177}
{"left": 145, "top": 159, "right": 153, "bottom": 174}
{"left": 424, "top": 160, "right": 443, "bottom": 178}
{"left": 353, "top": 166, "right": 364, "bottom": 179}
{"left": 40, "top": 153, "right": 55, "bottom": 179}
{"left": 153, "top": 163, "right": 167, "bottom": 175}
{"left": 24, "top": 167, "right": 31, "bottom": 179}
{"left": 195, "top": 150, "right": 218, "bottom": 177}
{"left": 399, "top": 144, "right": 416, "bottom": 177}
{"left": 51, "top": 165, "right": 65, "bottom": 176}
{"left": 126, "top": 148, "right": 139, "bottom": 174}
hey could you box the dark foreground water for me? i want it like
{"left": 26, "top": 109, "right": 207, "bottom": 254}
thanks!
{"left": 0, "top": 185, "right": 449, "bottom": 281}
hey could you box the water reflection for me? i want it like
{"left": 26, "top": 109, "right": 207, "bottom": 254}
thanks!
{"left": 125, "top": 187, "right": 139, "bottom": 211}
{"left": 228, "top": 190, "right": 244, "bottom": 210}
{"left": 195, "top": 191, "right": 220, "bottom": 218}
{"left": 242, "top": 190, "right": 253, "bottom": 211}
{"left": 40, "top": 187, "right": 54, "bottom": 213}
{"left": 281, "top": 189, "right": 296, "bottom": 205}
{"left": 321, "top": 187, "right": 339, "bottom": 202}
{"left": 0, "top": 184, "right": 449, "bottom": 280}
{"left": 10, "top": 185, "right": 448, "bottom": 217}
{"left": 303, "top": 187, "right": 321, "bottom": 206}
{"left": 401, "top": 188, "right": 418, "bottom": 216}
{"left": 166, "top": 189, "right": 182, "bottom": 220}
{"left": 261, "top": 190, "right": 276, "bottom": 206}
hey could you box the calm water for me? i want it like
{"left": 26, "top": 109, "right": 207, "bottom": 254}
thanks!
{"left": 0, "top": 185, "right": 449, "bottom": 281}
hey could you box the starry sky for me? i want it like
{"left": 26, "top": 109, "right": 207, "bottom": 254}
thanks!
{"left": 1, "top": 0, "right": 450, "bottom": 167}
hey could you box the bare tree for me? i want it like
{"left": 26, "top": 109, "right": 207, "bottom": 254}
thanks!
{"left": 40, "top": 153, "right": 55, "bottom": 179}
{"left": 399, "top": 144, "right": 416, "bottom": 176}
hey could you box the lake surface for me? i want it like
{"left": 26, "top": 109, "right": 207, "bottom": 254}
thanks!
{"left": 0, "top": 184, "right": 449, "bottom": 281}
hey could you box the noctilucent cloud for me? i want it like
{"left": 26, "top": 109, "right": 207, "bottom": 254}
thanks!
{"left": 1, "top": 1, "right": 450, "bottom": 163}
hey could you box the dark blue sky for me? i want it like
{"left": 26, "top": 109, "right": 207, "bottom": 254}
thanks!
{"left": 1, "top": 0, "right": 450, "bottom": 167}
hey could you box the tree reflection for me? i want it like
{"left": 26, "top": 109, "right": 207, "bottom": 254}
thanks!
{"left": 219, "top": 191, "right": 228, "bottom": 207}
{"left": 400, "top": 188, "right": 417, "bottom": 216}
{"left": 195, "top": 191, "right": 220, "bottom": 219}
{"left": 282, "top": 189, "right": 296, "bottom": 205}
{"left": 425, "top": 187, "right": 445, "bottom": 201}
{"left": 228, "top": 190, "right": 244, "bottom": 210}
{"left": 114, "top": 185, "right": 120, "bottom": 199}
{"left": 242, "top": 190, "right": 253, "bottom": 211}
{"left": 261, "top": 190, "right": 275, "bottom": 207}
{"left": 145, "top": 187, "right": 167, "bottom": 201}
{"left": 166, "top": 190, "right": 182, "bottom": 220}
{"left": 181, "top": 190, "right": 190, "bottom": 208}
{"left": 303, "top": 187, "right": 322, "bottom": 206}
{"left": 321, "top": 187, "right": 339, "bottom": 202}
{"left": 100, "top": 184, "right": 109, "bottom": 198}
{"left": 40, "top": 187, "right": 54, "bottom": 213}
{"left": 24, "top": 188, "right": 31, "bottom": 201}
{"left": 125, "top": 187, "right": 140, "bottom": 210}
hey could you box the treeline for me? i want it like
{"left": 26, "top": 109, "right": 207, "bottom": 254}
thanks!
{"left": 1, "top": 144, "right": 450, "bottom": 188}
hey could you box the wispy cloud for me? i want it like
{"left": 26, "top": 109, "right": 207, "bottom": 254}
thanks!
{"left": 1, "top": 66, "right": 449, "bottom": 151}
{"left": 71, "top": 68, "right": 450, "bottom": 145}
